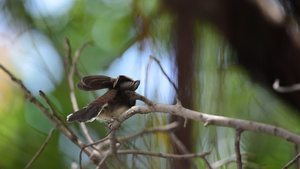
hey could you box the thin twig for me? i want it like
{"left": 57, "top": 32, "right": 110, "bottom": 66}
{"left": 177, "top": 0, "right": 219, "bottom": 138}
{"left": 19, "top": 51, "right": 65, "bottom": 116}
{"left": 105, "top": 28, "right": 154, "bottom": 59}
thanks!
{"left": 64, "top": 38, "right": 71, "bottom": 76}
{"left": 235, "top": 129, "right": 243, "bottom": 169}
{"left": 283, "top": 153, "right": 300, "bottom": 169}
{"left": 25, "top": 128, "right": 55, "bottom": 169}
{"left": 73, "top": 40, "right": 93, "bottom": 69}
{"left": 150, "top": 55, "right": 179, "bottom": 95}
{"left": 117, "top": 150, "right": 211, "bottom": 159}
{"left": 39, "top": 90, "right": 77, "bottom": 138}
{"left": 65, "top": 40, "right": 94, "bottom": 143}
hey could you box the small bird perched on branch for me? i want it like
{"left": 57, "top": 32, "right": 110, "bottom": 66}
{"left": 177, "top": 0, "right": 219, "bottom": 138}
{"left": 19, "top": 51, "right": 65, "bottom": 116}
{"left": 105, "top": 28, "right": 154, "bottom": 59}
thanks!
{"left": 67, "top": 75, "right": 140, "bottom": 123}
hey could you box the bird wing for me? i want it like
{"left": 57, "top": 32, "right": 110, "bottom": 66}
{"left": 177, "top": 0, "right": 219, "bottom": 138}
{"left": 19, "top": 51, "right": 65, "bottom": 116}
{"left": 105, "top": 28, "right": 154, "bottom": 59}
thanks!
{"left": 113, "top": 75, "right": 140, "bottom": 91}
{"left": 77, "top": 75, "right": 115, "bottom": 91}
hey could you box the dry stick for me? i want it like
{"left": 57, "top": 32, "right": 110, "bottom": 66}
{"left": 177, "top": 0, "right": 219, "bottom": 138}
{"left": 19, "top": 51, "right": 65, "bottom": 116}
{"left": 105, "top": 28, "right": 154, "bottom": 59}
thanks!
{"left": 25, "top": 128, "right": 55, "bottom": 169}
{"left": 64, "top": 38, "right": 71, "bottom": 75}
{"left": 65, "top": 40, "right": 94, "bottom": 144}
{"left": 117, "top": 150, "right": 211, "bottom": 159}
{"left": 283, "top": 154, "right": 300, "bottom": 169}
{"left": 150, "top": 56, "right": 179, "bottom": 94}
{"left": 235, "top": 129, "right": 243, "bottom": 169}
{"left": 39, "top": 90, "right": 77, "bottom": 138}
{"left": 0, "top": 64, "right": 93, "bottom": 159}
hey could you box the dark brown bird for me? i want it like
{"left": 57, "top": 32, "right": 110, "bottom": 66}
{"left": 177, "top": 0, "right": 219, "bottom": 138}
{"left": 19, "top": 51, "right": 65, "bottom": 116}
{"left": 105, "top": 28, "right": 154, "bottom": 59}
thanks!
{"left": 67, "top": 75, "right": 140, "bottom": 123}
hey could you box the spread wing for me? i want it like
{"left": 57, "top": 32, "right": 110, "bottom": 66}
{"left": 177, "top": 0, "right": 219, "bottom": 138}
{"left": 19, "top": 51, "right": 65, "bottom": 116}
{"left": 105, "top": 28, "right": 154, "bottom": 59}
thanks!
{"left": 77, "top": 75, "right": 116, "bottom": 91}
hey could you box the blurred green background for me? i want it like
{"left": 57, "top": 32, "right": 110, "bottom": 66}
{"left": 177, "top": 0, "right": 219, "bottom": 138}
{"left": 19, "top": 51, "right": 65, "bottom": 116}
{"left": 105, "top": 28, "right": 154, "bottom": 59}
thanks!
{"left": 0, "top": 0, "right": 300, "bottom": 169}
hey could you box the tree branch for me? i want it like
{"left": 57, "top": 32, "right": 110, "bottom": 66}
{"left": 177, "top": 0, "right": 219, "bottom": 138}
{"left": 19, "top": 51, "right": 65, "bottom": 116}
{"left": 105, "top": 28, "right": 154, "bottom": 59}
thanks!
{"left": 117, "top": 150, "right": 211, "bottom": 159}
{"left": 116, "top": 92, "right": 300, "bottom": 145}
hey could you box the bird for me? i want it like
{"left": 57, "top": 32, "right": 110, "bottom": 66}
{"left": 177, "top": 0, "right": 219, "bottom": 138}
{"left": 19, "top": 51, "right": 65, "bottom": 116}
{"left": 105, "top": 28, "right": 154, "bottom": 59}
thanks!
{"left": 67, "top": 75, "right": 140, "bottom": 123}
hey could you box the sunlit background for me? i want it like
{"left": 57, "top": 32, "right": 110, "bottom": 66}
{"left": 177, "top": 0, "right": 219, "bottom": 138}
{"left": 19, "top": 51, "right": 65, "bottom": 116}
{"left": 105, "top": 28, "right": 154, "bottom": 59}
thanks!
{"left": 1, "top": 0, "right": 300, "bottom": 169}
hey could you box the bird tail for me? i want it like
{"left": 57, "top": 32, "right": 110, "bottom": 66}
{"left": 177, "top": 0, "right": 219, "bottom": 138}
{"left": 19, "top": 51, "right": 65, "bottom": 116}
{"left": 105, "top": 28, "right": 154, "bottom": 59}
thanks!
{"left": 67, "top": 103, "right": 103, "bottom": 122}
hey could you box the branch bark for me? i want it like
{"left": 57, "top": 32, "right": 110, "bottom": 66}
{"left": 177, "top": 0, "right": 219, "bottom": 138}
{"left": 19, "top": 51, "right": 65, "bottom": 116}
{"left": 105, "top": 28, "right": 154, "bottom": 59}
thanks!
{"left": 117, "top": 92, "right": 300, "bottom": 145}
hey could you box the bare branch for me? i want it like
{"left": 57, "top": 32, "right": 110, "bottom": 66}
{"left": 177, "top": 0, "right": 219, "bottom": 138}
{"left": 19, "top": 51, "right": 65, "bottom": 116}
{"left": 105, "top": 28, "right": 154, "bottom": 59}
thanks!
{"left": 235, "top": 129, "right": 243, "bottom": 169}
{"left": 39, "top": 90, "right": 77, "bottom": 138}
{"left": 25, "top": 128, "right": 55, "bottom": 169}
{"left": 117, "top": 150, "right": 211, "bottom": 159}
{"left": 117, "top": 92, "right": 300, "bottom": 145}
{"left": 65, "top": 40, "right": 94, "bottom": 143}
{"left": 150, "top": 55, "right": 179, "bottom": 95}
{"left": 73, "top": 40, "right": 93, "bottom": 69}
{"left": 283, "top": 153, "right": 300, "bottom": 169}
